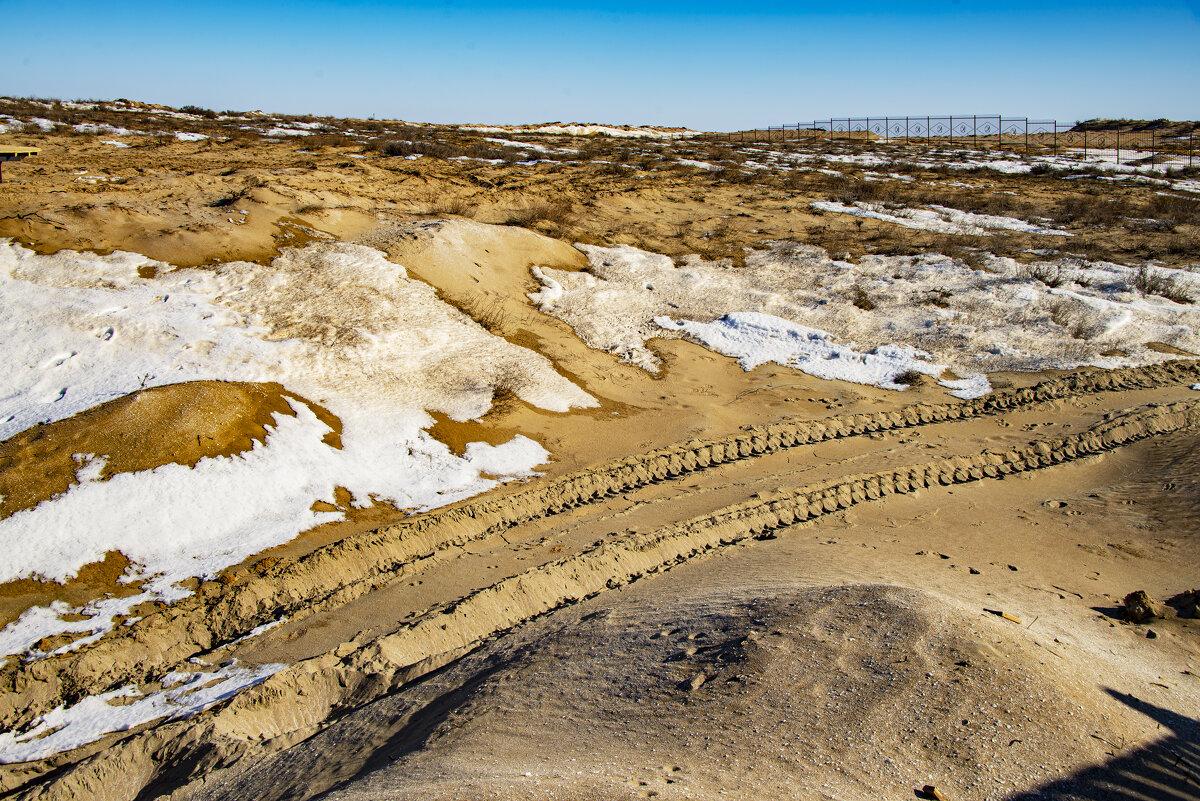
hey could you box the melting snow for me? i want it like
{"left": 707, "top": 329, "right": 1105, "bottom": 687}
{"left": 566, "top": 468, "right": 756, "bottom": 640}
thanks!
{"left": 656, "top": 312, "right": 989, "bottom": 398}
{"left": 530, "top": 243, "right": 1200, "bottom": 387}
{"left": 811, "top": 201, "right": 1073, "bottom": 236}
{"left": 0, "top": 661, "right": 284, "bottom": 764}
{"left": 461, "top": 124, "right": 697, "bottom": 139}
{"left": 0, "top": 240, "right": 595, "bottom": 662}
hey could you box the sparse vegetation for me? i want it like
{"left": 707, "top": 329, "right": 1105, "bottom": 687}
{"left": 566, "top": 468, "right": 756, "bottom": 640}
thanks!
{"left": 1020, "top": 263, "right": 1065, "bottom": 288}
{"left": 1131, "top": 266, "right": 1193, "bottom": 304}
{"left": 179, "top": 105, "right": 218, "bottom": 119}
{"left": 427, "top": 196, "right": 478, "bottom": 218}
{"left": 503, "top": 198, "right": 573, "bottom": 229}
{"left": 893, "top": 369, "right": 928, "bottom": 387}
{"left": 850, "top": 285, "right": 875, "bottom": 311}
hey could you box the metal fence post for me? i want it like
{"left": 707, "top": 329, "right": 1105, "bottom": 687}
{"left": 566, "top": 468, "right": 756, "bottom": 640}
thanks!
{"left": 1152, "top": 127, "right": 1157, "bottom": 167}
{"left": 1082, "top": 120, "right": 1087, "bottom": 160}
{"left": 1025, "top": 117, "right": 1029, "bottom": 155}
{"left": 1116, "top": 127, "right": 1120, "bottom": 166}
{"left": 973, "top": 114, "right": 977, "bottom": 150}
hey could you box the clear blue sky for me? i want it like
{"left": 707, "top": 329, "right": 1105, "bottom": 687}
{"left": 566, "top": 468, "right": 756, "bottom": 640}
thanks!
{"left": 2, "top": 0, "right": 1198, "bottom": 130}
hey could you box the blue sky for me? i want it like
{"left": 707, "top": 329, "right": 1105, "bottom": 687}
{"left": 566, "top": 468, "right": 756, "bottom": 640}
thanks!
{"left": 2, "top": 0, "right": 1197, "bottom": 129}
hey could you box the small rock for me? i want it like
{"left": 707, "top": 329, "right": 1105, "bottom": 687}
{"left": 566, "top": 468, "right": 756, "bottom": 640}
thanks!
{"left": 920, "top": 785, "right": 947, "bottom": 800}
{"left": 1124, "top": 590, "right": 1161, "bottom": 623}
{"left": 687, "top": 672, "right": 707, "bottom": 691}
{"left": 1008, "top": 565, "right": 1019, "bottom": 572}
{"left": 969, "top": 568, "right": 981, "bottom": 575}
{"left": 1146, "top": 629, "right": 1158, "bottom": 639}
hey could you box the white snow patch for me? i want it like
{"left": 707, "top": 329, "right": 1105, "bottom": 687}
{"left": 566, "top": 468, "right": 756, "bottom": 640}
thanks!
{"left": 461, "top": 124, "right": 697, "bottom": 139}
{"left": 0, "top": 662, "right": 284, "bottom": 764}
{"left": 811, "top": 201, "right": 1072, "bottom": 236}
{"left": 174, "top": 131, "right": 208, "bottom": 141}
{"left": 74, "top": 123, "right": 141, "bottom": 136}
{"left": 0, "top": 240, "right": 595, "bottom": 661}
{"left": 676, "top": 158, "right": 721, "bottom": 171}
{"left": 656, "top": 312, "right": 989, "bottom": 397}
{"left": 261, "top": 127, "right": 312, "bottom": 137}
{"left": 530, "top": 243, "right": 1200, "bottom": 395}
{"left": 101, "top": 140, "right": 132, "bottom": 148}
{"left": 482, "top": 138, "right": 576, "bottom": 155}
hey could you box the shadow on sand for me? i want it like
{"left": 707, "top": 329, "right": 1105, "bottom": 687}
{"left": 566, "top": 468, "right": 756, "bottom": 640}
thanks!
{"left": 1007, "top": 688, "right": 1199, "bottom": 801}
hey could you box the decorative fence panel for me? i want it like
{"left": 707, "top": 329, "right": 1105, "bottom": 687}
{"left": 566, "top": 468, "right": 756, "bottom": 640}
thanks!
{"left": 713, "top": 116, "right": 1197, "bottom": 168}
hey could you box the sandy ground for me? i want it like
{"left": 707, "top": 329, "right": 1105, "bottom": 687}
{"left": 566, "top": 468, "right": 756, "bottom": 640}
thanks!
{"left": 1, "top": 105, "right": 1199, "bottom": 800}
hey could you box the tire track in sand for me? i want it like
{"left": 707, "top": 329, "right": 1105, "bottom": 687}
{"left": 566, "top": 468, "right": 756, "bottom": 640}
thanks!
{"left": 1, "top": 361, "right": 1198, "bottom": 732}
{"left": 5, "top": 397, "right": 1200, "bottom": 800}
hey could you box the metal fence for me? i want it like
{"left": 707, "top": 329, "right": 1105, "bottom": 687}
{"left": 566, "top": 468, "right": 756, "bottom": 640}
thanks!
{"left": 711, "top": 116, "right": 1197, "bottom": 168}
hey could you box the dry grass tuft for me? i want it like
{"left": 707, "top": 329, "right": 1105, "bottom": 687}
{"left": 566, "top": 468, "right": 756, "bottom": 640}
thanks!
{"left": 1019, "top": 262, "right": 1065, "bottom": 288}
{"left": 1131, "top": 266, "right": 1193, "bottom": 304}
{"left": 850, "top": 285, "right": 875, "bottom": 311}
{"left": 503, "top": 199, "right": 574, "bottom": 229}
{"left": 427, "top": 196, "right": 477, "bottom": 218}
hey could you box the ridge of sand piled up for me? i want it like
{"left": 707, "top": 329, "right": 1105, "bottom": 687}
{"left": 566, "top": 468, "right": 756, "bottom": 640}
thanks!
{"left": 3, "top": 396, "right": 1199, "bottom": 799}
{"left": 265, "top": 585, "right": 1150, "bottom": 801}
{"left": 3, "top": 360, "right": 1199, "bottom": 735}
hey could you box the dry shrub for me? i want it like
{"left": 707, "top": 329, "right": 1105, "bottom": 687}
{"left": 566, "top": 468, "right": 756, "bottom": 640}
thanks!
{"left": 504, "top": 198, "right": 573, "bottom": 228}
{"left": 179, "top": 105, "right": 218, "bottom": 119}
{"left": 916, "top": 289, "right": 953, "bottom": 308}
{"left": 427, "top": 196, "right": 477, "bottom": 218}
{"left": 1048, "top": 299, "right": 1074, "bottom": 328}
{"left": 371, "top": 136, "right": 516, "bottom": 162}
{"left": 305, "top": 133, "right": 358, "bottom": 149}
{"left": 850, "top": 285, "right": 875, "bottom": 311}
{"left": 1051, "top": 194, "right": 1128, "bottom": 227}
{"left": 1131, "top": 266, "right": 1193, "bottom": 304}
{"left": 828, "top": 176, "right": 900, "bottom": 205}
{"left": 1048, "top": 298, "right": 1106, "bottom": 340}
{"left": 893, "top": 370, "right": 929, "bottom": 387}
{"left": 467, "top": 296, "right": 513, "bottom": 334}
{"left": 1163, "top": 233, "right": 1200, "bottom": 257}
{"left": 1019, "top": 262, "right": 1064, "bottom": 287}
